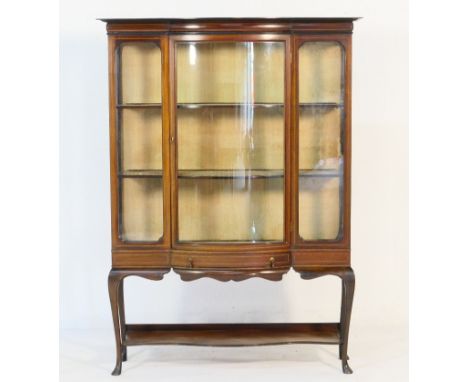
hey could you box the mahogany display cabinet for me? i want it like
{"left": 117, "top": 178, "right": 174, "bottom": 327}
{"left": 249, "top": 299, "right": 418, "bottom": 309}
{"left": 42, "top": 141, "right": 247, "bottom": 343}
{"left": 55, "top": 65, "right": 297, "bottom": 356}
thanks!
{"left": 101, "top": 17, "right": 358, "bottom": 375}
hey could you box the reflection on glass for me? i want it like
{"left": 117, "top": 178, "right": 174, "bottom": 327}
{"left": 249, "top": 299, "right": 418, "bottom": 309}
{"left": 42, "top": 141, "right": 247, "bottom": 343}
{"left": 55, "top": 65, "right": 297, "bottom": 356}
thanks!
{"left": 119, "top": 43, "right": 163, "bottom": 241}
{"left": 176, "top": 41, "right": 285, "bottom": 242}
{"left": 299, "top": 41, "right": 344, "bottom": 240}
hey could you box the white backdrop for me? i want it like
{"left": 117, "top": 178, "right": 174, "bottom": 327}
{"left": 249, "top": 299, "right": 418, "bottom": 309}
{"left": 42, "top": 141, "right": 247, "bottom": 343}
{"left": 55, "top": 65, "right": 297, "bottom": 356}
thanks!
{"left": 60, "top": 0, "right": 407, "bottom": 333}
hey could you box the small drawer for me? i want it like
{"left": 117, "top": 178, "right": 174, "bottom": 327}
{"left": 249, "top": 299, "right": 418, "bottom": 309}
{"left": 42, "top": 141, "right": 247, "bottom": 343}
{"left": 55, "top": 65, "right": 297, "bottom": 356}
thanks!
{"left": 171, "top": 251, "right": 290, "bottom": 270}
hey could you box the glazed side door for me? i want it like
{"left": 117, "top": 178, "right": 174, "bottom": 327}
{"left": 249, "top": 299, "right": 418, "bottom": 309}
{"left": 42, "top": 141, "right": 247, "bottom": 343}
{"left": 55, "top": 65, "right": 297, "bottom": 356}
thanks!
{"left": 109, "top": 35, "right": 172, "bottom": 267}
{"left": 291, "top": 34, "right": 352, "bottom": 267}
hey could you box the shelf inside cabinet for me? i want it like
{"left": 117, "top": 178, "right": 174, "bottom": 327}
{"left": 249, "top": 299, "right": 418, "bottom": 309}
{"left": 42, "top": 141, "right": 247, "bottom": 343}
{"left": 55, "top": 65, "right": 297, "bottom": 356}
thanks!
{"left": 119, "top": 169, "right": 340, "bottom": 179}
{"left": 178, "top": 169, "right": 284, "bottom": 179}
{"left": 117, "top": 103, "right": 162, "bottom": 108}
{"left": 299, "top": 169, "right": 341, "bottom": 178}
{"left": 120, "top": 169, "right": 163, "bottom": 178}
{"left": 299, "top": 102, "right": 343, "bottom": 108}
{"left": 177, "top": 103, "right": 284, "bottom": 109}
{"left": 174, "top": 102, "right": 342, "bottom": 109}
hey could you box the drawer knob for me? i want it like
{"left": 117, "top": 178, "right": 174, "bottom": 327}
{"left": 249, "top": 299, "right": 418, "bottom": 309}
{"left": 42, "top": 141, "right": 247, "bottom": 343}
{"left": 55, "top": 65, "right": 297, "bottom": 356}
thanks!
{"left": 188, "top": 257, "right": 194, "bottom": 268}
{"left": 269, "top": 257, "right": 275, "bottom": 268}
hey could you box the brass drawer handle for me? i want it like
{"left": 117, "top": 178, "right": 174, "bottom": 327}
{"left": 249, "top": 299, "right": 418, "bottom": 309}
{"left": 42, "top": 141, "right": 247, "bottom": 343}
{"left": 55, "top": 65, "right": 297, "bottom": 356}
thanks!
{"left": 269, "top": 257, "right": 275, "bottom": 268}
{"left": 188, "top": 257, "right": 194, "bottom": 268}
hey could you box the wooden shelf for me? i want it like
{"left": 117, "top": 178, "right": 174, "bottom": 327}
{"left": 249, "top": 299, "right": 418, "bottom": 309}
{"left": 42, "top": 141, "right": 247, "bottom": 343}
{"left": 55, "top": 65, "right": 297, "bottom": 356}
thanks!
{"left": 120, "top": 169, "right": 163, "bottom": 178}
{"left": 117, "top": 103, "right": 162, "bottom": 108}
{"left": 178, "top": 169, "right": 284, "bottom": 179}
{"left": 299, "top": 169, "right": 341, "bottom": 178}
{"left": 177, "top": 103, "right": 284, "bottom": 109}
{"left": 115, "top": 103, "right": 342, "bottom": 109}
{"left": 299, "top": 102, "right": 343, "bottom": 108}
{"left": 125, "top": 323, "right": 340, "bottom": 346}
{"left": 120, "top": 169, "right": 341, "bottom": 179}
{"left": 176, "top": 103, "right": 343, "bottom": 108}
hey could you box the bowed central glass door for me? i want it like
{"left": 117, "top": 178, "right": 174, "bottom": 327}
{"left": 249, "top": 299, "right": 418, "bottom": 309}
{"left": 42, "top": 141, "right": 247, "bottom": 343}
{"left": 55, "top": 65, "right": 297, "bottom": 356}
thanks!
{"left": 175, "top": 41, "right": 285, "bottom": 242}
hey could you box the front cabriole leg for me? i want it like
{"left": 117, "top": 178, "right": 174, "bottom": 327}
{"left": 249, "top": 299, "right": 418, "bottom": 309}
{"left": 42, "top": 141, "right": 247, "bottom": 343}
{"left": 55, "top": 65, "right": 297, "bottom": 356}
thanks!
{"left": 339, "top": 268, "right": 355, "bottom": 374}
{"left": 108, "top": 270, "right": 124, "bottom": 376}
{"left": 298, "top": 267, "right": 355, "bottom": 374}
{"left": 107, "top": 269, "right": 169, "bottom": 375}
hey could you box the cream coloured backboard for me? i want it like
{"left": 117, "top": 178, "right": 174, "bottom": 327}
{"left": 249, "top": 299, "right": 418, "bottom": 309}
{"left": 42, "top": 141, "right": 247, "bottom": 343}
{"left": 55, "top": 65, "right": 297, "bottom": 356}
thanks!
{"left": 299, "top": 42, "right": 343, "bottom": 104}
{"left": 178, "top": 178, "right": 284, "bottom": 242}
{"left": 177, "top": 42, "right": 284, "bottom": 103}
{"left": 121, "top": 42, "right": 162, "bottom": 104}
{"left": 299, "top": 177, "right": 341, "bottom": 240}
{"left": 121, "top": 178, "right": 164, "bottom": 241}
{"left": 121, "top": 109, "right": 162, "bottom": 171}
{"left": 299, "top": 107, "right": 342, "bottom": 171}
{"left": 178, "top": 107, "right": 284, "bottom": 170}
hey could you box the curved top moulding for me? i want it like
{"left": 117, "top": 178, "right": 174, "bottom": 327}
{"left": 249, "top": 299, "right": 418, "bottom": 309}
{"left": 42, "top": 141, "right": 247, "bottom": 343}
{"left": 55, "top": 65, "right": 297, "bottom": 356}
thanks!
{"left": 99, "top": 17, "right": 360, "bottom": 35}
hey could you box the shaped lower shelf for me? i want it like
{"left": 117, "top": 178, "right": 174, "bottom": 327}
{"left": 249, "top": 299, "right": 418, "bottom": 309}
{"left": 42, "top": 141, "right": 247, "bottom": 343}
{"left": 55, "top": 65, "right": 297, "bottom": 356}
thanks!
{"left": 124, "top": 323, "right": 340, "bottom": 346}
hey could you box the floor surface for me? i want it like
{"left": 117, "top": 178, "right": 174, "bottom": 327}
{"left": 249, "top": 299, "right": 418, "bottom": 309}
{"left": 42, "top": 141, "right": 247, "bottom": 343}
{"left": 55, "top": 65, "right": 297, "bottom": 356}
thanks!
{"left": 60, "top": 325, "right": 407, "bottom": 381}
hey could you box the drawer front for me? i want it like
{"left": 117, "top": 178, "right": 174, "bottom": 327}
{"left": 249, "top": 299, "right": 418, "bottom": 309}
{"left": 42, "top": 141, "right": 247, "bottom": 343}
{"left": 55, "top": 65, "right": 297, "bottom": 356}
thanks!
{"left": 171, "top": 251, "right": 290, "bottom": 270}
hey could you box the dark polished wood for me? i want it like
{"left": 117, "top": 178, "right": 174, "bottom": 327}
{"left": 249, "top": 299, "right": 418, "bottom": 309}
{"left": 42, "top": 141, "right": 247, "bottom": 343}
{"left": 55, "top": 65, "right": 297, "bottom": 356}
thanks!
{"left": 299, "top": 267, "right": 355, "bottom": 373}
{"left": 103, "top": 18, "right": 357, "bottom": 376}
{"left": 107, "top": 20, "right": 354, "bottom": 269}
{"left": 108, "top": 267, "right": 354, "bottom": 374}
{"left": 174, "top": 268, "right": 289, "bottom": 282}
{"left": 125, "top": 323, "right": 340, "bottom": 346}
{"left": 101, "top": 17, "right": 358, "bottom": 35}
{"left": 108, "top": 269, "right": 169, "bottom": 375}
{"left": 171, "top": 251, "right": 290, "bottom": 270}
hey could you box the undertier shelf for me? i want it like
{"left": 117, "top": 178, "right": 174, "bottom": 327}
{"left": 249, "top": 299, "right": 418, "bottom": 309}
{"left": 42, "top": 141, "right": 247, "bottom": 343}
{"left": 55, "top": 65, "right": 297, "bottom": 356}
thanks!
{"left": 124, "top": 323, "right": 341, "bottom": 347}
{"left": 119, "top": 169, "right": 341, "bottom": 178}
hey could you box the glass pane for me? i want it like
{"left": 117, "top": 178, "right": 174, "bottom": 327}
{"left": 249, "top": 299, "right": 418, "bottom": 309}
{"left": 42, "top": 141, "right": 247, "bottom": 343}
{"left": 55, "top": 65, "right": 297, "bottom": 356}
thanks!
{"left": 120, "top": 42, "right": 161, "bottom": 104}
{"left": 177, "top": 42, "right": 284, "bottom": 103}
{"left": 176, "top": 41, "right": 285, "bottom": 242}
{"left": 299, "top": 42, "right": 343, "bottom": 103}
{"left": 298, "top": 41, "right": 344, "bottom": 241}
{"left": 121, "top": 109, "right": 162, "bottom": 171}
{"left": 299, "top": 177, "right": 341, "bottom": 240}
{"left": 118, "top": 42, "right": 163, "bottom": 242}
{"left": 299, "top": 108, "right": 341, "bottom": 171}
{"left": 121, "top": 178, "right": 163, "bottom": 241}
{"left": 178, "top": 178, "right": 284, "bottom": 241}
{"left": 177, "top": 107, "right": 284, "bottom": 170}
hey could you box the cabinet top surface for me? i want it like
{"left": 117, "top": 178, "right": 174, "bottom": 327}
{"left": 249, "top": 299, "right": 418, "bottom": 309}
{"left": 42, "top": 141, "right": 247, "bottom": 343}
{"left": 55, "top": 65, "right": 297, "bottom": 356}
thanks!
{"left": 99, "top": 17, "right": 360, "bottom": 23}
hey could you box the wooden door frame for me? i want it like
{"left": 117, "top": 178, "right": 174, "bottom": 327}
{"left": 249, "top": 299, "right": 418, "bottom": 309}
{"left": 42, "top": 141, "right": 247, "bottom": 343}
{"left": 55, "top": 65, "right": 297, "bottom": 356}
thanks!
{"left": 108, "top": 35, "right": 172, "bottom": 255}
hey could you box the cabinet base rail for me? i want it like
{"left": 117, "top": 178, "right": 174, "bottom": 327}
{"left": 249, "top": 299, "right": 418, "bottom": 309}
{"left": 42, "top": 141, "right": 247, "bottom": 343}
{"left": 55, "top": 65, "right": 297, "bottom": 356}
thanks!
{"left": 108, "top": 267, "right": 355, "bottom": 376}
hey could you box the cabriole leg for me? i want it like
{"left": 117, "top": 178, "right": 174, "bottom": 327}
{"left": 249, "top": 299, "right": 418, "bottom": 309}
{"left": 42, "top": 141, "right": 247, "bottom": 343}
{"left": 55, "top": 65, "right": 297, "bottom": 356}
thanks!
{"left": 118, "top": 280, "right": 127, "bottom": 362}
{"left": 339, "top": 268, "right": 355, "bottom": 374}
{"left": 108, "top": 270, "right": 124, "bottom": 376}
